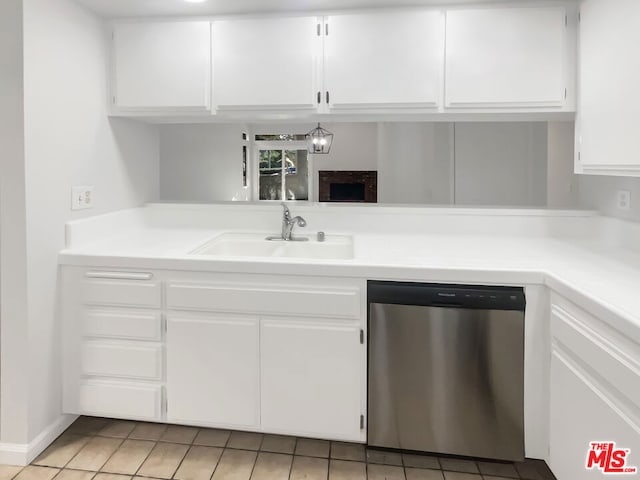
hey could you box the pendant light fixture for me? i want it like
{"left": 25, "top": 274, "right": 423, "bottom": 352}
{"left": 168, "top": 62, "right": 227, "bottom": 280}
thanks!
{"left": 305, "top": 123, "right": 334, "bottom": 154}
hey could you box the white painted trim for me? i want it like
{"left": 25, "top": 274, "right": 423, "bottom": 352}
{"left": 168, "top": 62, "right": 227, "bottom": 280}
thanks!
{"left": 0, "top": 443, "right": 27, "bottom": 468}
{"left": 579, "top": 165, "right": 640, "bottom": 178}
{"left": 0, "top": 414, "right": 78, "bottom": 466}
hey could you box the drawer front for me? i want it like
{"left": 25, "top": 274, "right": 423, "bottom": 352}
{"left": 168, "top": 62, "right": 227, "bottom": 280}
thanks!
{"left": 83, "top": 277, "right": 161, "bottom": 308}
{"left": 551, "top": 302, "right": 640, "bottom": 407}
{"left": 78, "top": 380, "right": 163, "bottom": 421}
{"left": 82, "top": 341, "right": 163, "bottom": 380}
{"left": 84, "top": 308, "right": 162, "bottom": 341}
{"left": 166, "top": 282, "right": 362, "bottom": 319}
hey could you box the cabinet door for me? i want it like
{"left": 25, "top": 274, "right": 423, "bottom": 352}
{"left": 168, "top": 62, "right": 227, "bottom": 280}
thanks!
{"left": 575, "top": 0, "right": 640, "bottom": 176}
{"left": 112, "top": 21, "right": 211, "bottom": 111}
{"left": 213, "top": 16, "right": 321, "bottom": 110}
{"left": 324, "top": 10, "right": 444, "bottom": 110}
{"left": 166, "top": 314, "right": 260, "bottom": 428}
{"left": 550, "top": 349, "right": 640, "bottom": 479}
{"left": 260, "top": 318, "right": 363, "bottom": 440}
{"left": 445, "top": 7, "right": 566, "bottom": 107}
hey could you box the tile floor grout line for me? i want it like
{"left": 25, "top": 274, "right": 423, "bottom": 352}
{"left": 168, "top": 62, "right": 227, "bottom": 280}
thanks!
{"left": 203, "top": 443, "right": 224, "bottom": 480}
{"left": 63, "top": 435, "right": 122, "bottom": 474}
{"left": 130, "top": 438, "right": 160, "bottom": 479}
{"left": 169, "top": 442, "right": 192, "bottom": 480}
{"left": 59, "top": 435, "right": 94, "bottom": 471}
{"left": 325, "top": 455, "right": 329, "bottom": 480}
{"left": 9, "top": 468, "right": 24, "bottom": 480}
{"left": 284, "top": 454, "right": 293, "bottom": 480}
{"left": 206, "top": 443, "right": 226, "bottom": 480}
{"left": 247, "top": 447, "right": 262, "bottom": 480}
{"left": 285, "top": 449, "right": 293, "bottom": 480}
{"left": 257, "top": 434, "right": 266, "bottom": 454}
{"left": 223, "top": 431, "right": 231, "bottom": 450}
{"left": 95, "top": 437, "right": 127, "bottom": 475}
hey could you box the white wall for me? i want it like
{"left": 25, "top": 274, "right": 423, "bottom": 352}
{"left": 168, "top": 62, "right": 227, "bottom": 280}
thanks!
{"left": 454, "top": 122, "right": 548, "bottom": 207}
{"left": 579, "top": 176, "right": 640, "bottom": 223}
{"left": 377, "top": 122, "right": 452, "bottom": 204}
{"left": 0, "top": 0, "right": 30, "bottom": 445}
{"left": 160, "top": 124, "right": 248, "bottom": 202}
{"left": 547, "top": 122, "right": 580, "bottom": 209}
{"left": 0, "top": 0, "right": 160, "bottom": 452}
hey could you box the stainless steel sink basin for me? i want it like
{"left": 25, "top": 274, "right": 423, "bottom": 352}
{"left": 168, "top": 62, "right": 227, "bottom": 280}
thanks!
{"left": 190, "top": 232, "right": 353, "bottom": 260}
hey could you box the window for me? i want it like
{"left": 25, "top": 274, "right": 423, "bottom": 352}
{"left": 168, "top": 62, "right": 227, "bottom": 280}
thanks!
{"left": 254, "top": 136, "right": 310, "bottom": 201}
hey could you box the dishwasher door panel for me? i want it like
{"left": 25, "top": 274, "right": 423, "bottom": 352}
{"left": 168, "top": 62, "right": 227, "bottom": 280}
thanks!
{"left": 368, "top": 303, "right": 524, "bottom": 461}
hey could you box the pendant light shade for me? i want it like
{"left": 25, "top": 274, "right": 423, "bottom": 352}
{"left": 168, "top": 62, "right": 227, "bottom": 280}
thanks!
{"left": 305, "top": 123, "right": 334, "bottom": 154}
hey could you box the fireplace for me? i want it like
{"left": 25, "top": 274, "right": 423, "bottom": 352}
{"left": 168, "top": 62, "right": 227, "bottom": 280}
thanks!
{"left": 318, "top": 171, "right": 377, "bottom": 203}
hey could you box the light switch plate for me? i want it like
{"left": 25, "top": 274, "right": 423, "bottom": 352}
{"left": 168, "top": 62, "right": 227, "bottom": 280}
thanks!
{"left": 616, "top": 190, "right": 631, "bottom": 211}
{"left": 71, "top": 186, "right": 94, "bottom": 210}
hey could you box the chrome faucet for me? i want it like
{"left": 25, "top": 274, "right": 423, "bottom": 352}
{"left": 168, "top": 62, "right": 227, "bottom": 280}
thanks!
{"left": 281, "top": 202, "right": 307, "bottom": 240}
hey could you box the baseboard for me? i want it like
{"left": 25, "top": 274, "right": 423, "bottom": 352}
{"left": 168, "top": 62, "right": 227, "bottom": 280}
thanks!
{"left": 0, "top": 414, "right": 78, "bottom": 466}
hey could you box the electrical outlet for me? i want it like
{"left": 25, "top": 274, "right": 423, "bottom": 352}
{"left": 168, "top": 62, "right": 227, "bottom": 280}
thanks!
{"left": 71, "top": 186, "right": 94, "bottom": 210}
{"left": 616, "top": 190, "right": 631, "bottom": 211}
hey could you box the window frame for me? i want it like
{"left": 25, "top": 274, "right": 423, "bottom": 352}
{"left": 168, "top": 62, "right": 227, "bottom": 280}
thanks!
{"left": 252, "top": 140, "right": 312, "bottom": 202}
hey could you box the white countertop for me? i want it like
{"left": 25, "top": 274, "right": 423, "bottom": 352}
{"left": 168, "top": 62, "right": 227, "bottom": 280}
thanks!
{"left": 58, "top": 204, "right": 640, "bottom": 343}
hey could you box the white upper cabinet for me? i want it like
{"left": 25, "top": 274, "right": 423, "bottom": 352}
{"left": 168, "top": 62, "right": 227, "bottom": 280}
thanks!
{"left": 575, "top": 0, "right": 640, "bottom": 176}
{"left": 112, "top": 21, "right": 211, "bottom": 112}
{"left": 445, "top": 7, "right": 567, "bottom": 108}
{"left": 323, "top": 10, "right": 444, "bottom": 110}
{"left": 109, "top": 5, "right": 577, "bottom": 118}
{"left": 212, "top": 16, "right": 321, "bottom": 111}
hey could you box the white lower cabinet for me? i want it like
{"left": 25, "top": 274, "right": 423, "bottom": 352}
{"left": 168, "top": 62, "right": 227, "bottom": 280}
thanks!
{"left": 63, "top": 268, "right": 366, "bottom": 440}
{"left": 62, "top": 268, "right": 165, "bottom": 421}
{"left": 163, "top": 274, "right": 366, "bottom": 439}
{"left": 166, "top": 314, "right": 260, "bottom": 428}
{"left": 549, "top": 296, "right": 640, "bottom": 480}
{"left": 260, "top": 318, "right": 363, "bottom": 440}
{"left": 550, "top": 350, "right": 640, "bottom": 479}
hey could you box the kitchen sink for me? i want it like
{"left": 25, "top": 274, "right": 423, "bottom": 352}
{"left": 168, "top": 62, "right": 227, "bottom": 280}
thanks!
{"left": 190, "top": 232, "right": 354, "bottom": 260}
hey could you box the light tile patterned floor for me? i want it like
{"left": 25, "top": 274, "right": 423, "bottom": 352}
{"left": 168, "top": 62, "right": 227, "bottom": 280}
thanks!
{"left": 0, "top": 417, "right": 557, "bottom": 480}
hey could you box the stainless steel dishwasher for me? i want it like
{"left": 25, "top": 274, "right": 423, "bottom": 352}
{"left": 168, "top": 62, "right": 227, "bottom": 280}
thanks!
{"left": 368, "top": 281, "right": 526, "bottom": 461}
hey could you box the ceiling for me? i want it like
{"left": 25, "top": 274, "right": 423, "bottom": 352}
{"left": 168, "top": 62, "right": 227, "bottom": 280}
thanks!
{"left": 74, "top": 0, "right": 571, "bottom": 19}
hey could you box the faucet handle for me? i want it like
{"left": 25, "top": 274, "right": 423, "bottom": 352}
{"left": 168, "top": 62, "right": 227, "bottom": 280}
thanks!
{"left": 281, "top": 202, "right": 291, "bottom": 218}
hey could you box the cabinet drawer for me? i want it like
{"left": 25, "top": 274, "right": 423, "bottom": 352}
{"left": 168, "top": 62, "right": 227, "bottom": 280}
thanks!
{"left": 83, "top": 276, "right": 161, "bottom": 308}
{"left": 78, "top": 380, "right": 163, "bottom": 421}
{"left": 551, "top": 302, "right": 640, "bottom": 407}
{"left": 166, "top": 282, "right": 362, "bottom": 319}
{"left": 84, "top": 308, "right": 162, "bottom": 341}
{"left": 82, "top": 341, "right": 163, "bottom": 380}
